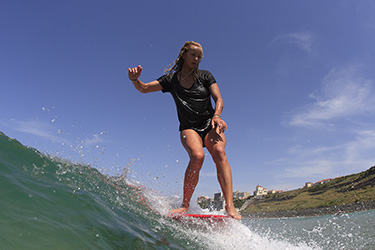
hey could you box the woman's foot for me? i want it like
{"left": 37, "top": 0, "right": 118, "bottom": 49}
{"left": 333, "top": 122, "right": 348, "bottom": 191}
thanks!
{"left": 169, "top": 206, "right": 189, "bottom": 215}
{"left": 225, "top": 205, "right": 242, "bottom": 220}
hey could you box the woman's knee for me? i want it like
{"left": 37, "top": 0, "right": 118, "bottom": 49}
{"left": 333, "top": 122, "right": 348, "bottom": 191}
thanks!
{"left": 211, "top": 146, "right": 227, "bottom": 163}
{"left": 190, "top": 150, "right": 205, "bottom": 164}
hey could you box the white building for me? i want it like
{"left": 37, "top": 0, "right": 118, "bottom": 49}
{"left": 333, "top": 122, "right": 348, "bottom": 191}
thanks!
{"left": 254, "top": 185, "right": 268, "bottom": 196}
{"left": 304, "top": 182, "right": 313, "bottom": 188}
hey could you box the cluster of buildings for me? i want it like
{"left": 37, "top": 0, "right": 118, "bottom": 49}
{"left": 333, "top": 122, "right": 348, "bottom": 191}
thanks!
{"left": 197, "top": 178, "right": 335, "bottom": 211}
{"left": 197, "top": 191, "right": 251, "bottom": 211}
{"left": 304, "top": 178, "right": 332, "bottom": 188}
{"left": 253, "top": 185, "right": 284, "bottom": 196}
{"left": 252, "top": 178, "right": 335, "bottom": 198}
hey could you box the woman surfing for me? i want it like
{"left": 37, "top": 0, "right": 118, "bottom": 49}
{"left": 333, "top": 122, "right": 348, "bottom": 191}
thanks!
{"left": 128, "top": 41, "right": 241, "bottom": 220}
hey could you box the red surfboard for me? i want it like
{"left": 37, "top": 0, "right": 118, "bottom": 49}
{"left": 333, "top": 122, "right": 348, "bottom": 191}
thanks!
{"left": 168, "top": 213, "right": 230, "bottom": 222}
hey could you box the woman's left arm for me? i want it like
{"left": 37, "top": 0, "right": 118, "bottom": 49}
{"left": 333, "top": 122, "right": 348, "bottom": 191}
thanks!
{"left": 209, "top": 83, "right": 227, "bottom": 134}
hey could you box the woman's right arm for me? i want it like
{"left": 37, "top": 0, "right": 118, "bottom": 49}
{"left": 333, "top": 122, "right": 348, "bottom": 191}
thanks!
{"left": 128, "top": 65, "right": 163, "bottom": 93}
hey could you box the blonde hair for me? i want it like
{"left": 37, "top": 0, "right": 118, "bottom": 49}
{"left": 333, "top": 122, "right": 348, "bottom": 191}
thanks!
{"left": 164, "top": 41, "right": 203, "bottom": 78}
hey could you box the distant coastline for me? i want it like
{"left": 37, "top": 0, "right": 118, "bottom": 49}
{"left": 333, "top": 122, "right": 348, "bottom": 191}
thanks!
{"left": 239, "top": 166, "right": 375, "bottom": 218}
{"left": 242, "top": 200, "right": 375, "bottom": 218}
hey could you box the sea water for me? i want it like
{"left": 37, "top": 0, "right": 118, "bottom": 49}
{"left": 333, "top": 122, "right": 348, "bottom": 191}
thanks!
{"left": 1, "top": 132, "right": 374, "bottom": 250}
{"left": 243, "top": 211, "right": 375, "bottom": 250}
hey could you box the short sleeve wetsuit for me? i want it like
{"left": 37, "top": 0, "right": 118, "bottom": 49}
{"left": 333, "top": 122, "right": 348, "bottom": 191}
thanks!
{"left": 157, "top": 70, "right": 217, "bottom": 143}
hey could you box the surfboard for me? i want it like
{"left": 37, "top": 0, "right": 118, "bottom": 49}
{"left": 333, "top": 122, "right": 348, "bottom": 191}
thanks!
{"left": 168, "top": 213, "right": 230, "bottom": 222}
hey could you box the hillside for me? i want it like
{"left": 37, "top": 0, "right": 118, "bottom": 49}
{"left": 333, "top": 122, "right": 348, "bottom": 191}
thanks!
{"left": 240, "top": 166, "right": 375, "bottom": 218}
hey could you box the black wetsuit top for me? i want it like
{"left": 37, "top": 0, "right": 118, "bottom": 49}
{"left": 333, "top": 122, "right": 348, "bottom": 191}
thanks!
{"left": 157, "top": 70, "right": 216, "bottom": 134}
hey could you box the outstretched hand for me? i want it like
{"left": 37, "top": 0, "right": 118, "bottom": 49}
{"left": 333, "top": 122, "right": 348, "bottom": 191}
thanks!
{"left": 128, "top": 65, "right": 143, "bottom": 80}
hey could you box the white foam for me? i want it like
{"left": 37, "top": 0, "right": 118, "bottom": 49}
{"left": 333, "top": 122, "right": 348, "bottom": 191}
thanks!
{"left": 143, "top": 189, "right": 318, "bottom": 250}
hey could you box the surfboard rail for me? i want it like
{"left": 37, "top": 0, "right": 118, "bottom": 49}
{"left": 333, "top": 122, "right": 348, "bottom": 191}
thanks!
{"left": 168, "top": 213, "right": 231, "bottom": 222}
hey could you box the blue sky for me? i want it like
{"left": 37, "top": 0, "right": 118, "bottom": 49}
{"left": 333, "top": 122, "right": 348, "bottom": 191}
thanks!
{"left": 1, "top": 0, "right": 375, "bottom": 198}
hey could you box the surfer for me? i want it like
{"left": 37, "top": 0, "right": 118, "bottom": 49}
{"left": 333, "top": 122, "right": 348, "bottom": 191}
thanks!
{"left": 128, "top": 41, "right": 241, "bottom": 220}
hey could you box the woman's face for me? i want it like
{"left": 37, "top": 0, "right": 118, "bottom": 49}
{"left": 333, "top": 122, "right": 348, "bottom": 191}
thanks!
{"left": 182, "top": 45, "right": 203, "bottom": 70}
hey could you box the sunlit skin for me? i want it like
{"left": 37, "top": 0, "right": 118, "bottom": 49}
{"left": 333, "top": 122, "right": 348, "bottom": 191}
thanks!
{"left": 128, "top": 44, "right": 241, "bottom": 220}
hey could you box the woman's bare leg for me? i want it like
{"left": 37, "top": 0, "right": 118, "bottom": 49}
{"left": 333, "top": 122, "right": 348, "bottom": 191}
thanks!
{"left": 171, "top": 129, "right": 205, "bottom": 214}
{"left": 205, "top": 129, "right": 241, "bottom": 220}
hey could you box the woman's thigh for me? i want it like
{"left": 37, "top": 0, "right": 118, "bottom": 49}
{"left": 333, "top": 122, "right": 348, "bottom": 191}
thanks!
{"left": 180, "top": 129, "right": 204, "bottom": 158}
{"left": 204, "top": 129, "right": 227, "bottom": 153}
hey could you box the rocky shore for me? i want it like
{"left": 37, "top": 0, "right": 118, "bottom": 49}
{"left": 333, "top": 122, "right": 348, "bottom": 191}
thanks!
{"left": 242, "top": 200, "right": 375, "bottom": 218}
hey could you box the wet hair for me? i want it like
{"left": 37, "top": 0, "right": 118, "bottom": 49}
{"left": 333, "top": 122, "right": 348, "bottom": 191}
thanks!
{"left": 164, "top": 41, "right": 203, "bottom": 79}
